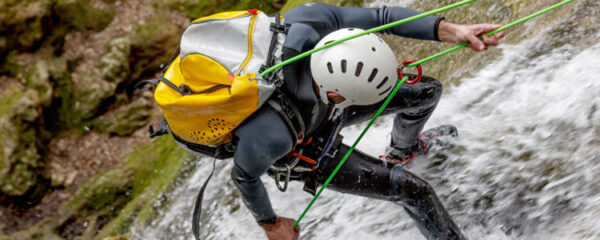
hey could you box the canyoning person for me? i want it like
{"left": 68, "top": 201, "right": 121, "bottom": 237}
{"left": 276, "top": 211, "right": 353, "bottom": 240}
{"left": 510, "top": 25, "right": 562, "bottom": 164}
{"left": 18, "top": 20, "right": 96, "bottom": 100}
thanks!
{"left": 228, "top": 3, "right": 505, "bottom": 240}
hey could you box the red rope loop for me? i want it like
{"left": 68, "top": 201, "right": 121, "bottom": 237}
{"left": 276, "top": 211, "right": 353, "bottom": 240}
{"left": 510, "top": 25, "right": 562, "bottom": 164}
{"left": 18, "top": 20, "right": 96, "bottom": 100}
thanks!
{"left": 397, "top": 60, "right": 423, "bottom": 85}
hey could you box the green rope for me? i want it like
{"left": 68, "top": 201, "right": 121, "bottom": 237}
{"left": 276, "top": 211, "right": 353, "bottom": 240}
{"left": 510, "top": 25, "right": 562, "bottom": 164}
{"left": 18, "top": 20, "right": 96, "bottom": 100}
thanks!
{"left": 259, "top": 0, "right": 479, "bottom": 78}
{"left": 405, "top": 0, "right": 574, "bottom": 68}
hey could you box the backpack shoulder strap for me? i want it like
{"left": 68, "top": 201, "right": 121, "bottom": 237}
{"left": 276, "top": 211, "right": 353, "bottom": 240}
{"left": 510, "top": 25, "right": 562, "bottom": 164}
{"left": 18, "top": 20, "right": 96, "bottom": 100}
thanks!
{"left": 192, "top": 158, "right": 217, "bottom": 240}
{"left": 261, "top": 13, "right": 290, "bottom": 87}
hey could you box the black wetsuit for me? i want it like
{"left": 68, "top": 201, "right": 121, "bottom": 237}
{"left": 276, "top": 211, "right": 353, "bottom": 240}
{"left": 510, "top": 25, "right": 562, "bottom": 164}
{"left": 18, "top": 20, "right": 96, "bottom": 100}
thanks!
{"left": 231, "top": 3, "right": 464, "bottom": 239}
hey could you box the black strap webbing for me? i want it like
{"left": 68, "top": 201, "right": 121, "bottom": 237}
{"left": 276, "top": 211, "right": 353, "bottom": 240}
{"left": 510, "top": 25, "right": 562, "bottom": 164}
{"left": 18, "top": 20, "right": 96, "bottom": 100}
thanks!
{"left": 134, "top": 79, "right": 159, "bottom": 89}
{"left": 192, "top": 158, "right": 217, "bottom": 240}
{"left": 267, "top": 91, "right": 305, "bottom": 145}
{"left": 261, "top": 13, "right": 289, "bottom": 86}
{"left": 148, "top": 118, "right": 170, "bottom": 139}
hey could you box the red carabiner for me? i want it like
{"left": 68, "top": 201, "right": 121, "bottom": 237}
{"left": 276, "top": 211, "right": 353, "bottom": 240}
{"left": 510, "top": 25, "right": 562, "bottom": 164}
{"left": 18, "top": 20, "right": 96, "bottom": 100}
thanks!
{"left": 397, "top": 60, "right": 423, "bottom": 85}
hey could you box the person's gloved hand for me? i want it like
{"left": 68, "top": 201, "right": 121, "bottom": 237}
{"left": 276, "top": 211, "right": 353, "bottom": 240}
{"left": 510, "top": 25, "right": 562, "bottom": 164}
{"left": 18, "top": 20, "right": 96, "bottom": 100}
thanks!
{"left": 438, "top": 20, "right": 506, "bottom": 52}
{"left": 261, "top": 216, "right": 300, "bottom": 240}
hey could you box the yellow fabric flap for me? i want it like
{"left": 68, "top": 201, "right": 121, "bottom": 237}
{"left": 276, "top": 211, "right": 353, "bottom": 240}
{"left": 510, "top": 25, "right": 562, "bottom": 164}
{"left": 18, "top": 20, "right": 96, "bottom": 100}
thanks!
{"left": 155, "top": 72, "right": 260, "bottom": 146}
{"left": 180, "top": 54, "right": 232, "bottom": 92}
{"left": 192, "top": 10, "right": 258, "bottom": 23}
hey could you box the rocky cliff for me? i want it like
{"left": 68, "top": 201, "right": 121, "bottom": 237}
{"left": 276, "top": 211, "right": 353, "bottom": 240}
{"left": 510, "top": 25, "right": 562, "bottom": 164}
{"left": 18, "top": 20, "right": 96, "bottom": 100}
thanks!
{"left": 0, "top": 0, "right": 286, "bottom": 239}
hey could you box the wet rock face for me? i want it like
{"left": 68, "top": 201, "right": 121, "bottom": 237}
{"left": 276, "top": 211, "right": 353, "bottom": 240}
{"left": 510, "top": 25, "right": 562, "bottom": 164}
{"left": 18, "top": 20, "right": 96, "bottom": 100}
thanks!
{"left": 0, "top": 78, "right": 41, "bottom": 196}
{"left": 169, "top": 0, "right": 283, "bottom": 19}
{"left": 0, "top": 0, "right": 118, "bottom": 197}
{"left": 0, "top": 0, "right": 115, "bottom": 59}
{"left": 0, "top": 0, "right": 52, "bottom": 55}
{"left": 0, "top": 0, "right": 291, "bottom": 238}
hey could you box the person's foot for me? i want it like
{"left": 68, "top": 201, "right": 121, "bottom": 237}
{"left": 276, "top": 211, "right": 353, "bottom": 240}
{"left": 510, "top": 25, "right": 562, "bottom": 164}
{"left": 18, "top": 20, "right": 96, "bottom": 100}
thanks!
{"left": 380, "top": 125, "right": 458, "bottom": 164}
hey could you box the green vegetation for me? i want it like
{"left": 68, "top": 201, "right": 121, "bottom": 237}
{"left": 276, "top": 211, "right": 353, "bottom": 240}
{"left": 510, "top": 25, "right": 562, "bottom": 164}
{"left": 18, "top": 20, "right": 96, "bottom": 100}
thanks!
{"left": 66, "top": 136, "right": 188, "bottom": 239}
{"left": 168, "top": 0, "right": 284, "bottom": 19}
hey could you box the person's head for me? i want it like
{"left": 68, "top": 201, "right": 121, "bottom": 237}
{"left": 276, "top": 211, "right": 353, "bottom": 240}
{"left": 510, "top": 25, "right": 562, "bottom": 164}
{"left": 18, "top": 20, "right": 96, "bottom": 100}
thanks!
{"left": 310, "top": 28, "right": 398, "bottom": 110}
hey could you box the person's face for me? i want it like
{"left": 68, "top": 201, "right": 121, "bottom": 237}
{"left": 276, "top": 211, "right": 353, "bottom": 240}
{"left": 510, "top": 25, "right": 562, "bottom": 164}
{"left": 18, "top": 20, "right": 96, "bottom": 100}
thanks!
{"left": 313, "top": 82, "right": 346, "bottom": 104}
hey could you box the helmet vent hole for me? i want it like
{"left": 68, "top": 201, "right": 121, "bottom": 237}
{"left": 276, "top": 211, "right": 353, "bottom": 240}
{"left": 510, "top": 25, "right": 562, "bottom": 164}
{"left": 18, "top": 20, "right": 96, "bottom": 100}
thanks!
{"left": 348, "top": 28, "right": 354, "bottom": 31}
{"left": 341, "top": 59, "right": 347, "bottom": 73}
{"left": 379, "top": 86, "right": 392, "bottom": 96}
{"left": 372, "top": 47, "right": 376, "bottom": 52}
{"left": 367, "top": 68, "right": 378, "bottom": 83}
{"left": 327, "top": 62, "right": 334, "bottom": 74}
{"left": 355, "top": 62, "right": 364, "bottom": 77}
{"left": 377, "top": 76, "right": 389, "bottom": 89}
{"left": 324, "top": 40, "right": 334, "bottom": 45}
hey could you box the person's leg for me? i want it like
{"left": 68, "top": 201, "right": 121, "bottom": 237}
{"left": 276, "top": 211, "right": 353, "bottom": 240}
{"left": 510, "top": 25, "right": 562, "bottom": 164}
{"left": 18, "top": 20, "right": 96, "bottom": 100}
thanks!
{"left": 344, "top": 75, "right": 443, "bottom": 149}
{"left": 311, "top": 143, "right": 465, "bottom": 240}
{"left": 232, "top": 105, "right": 294, "bottom": 223}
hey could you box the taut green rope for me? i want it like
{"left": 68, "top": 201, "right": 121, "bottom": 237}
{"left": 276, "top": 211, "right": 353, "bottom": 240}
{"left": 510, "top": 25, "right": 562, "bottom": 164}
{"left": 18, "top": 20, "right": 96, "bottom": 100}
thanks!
{"left": 259, "top": 0, "right": 479, "bottom": 78}
{"left": 405, "top": 0, "right": 575, "bottom": 68}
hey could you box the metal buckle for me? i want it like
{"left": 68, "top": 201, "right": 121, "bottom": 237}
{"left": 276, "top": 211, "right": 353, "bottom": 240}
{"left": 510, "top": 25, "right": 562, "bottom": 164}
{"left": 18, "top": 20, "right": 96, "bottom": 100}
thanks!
{"left": 273, "top": 164, "right": 291, "bottom": 192}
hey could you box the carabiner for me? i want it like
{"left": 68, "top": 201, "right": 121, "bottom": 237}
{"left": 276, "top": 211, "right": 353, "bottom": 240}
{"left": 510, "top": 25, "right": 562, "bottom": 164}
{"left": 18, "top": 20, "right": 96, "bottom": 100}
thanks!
{"left": 397, "top": 60, "right": 423, "bottom": 85}
{"left": 274, "top": 164, "right": 291, "bottom": 192}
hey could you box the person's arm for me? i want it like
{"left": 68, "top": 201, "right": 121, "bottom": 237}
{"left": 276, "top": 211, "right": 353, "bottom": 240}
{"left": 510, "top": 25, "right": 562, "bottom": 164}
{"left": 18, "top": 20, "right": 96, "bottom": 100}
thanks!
{"left": 231, "top": 106, "right": 298, "bottom": 239}
{"left": 284, "top": 3, "right": 442, "bottom": 41}
{"left": 284, "top": 3, "right": 505, "bottom": 51}
{"left": 437, "top": 20, "right": 505, "bottom": 51}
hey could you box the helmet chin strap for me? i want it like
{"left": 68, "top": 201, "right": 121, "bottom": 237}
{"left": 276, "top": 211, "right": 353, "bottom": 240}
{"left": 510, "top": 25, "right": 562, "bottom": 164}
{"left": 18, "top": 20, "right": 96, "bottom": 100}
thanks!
{"left": 325, "top": 101, "right": 345, "bottom": 121}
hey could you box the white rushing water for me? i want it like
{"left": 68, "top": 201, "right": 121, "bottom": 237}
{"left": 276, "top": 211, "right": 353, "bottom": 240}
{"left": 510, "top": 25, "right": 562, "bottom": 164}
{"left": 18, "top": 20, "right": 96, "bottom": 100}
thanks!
{"left": 133, "top": 2, "right": 600, "bottom": 240}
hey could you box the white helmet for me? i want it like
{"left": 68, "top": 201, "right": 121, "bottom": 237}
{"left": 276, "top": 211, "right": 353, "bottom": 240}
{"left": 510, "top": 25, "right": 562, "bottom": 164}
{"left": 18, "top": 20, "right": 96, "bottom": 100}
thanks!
{"left": 310, "top": 28, "right": 398, "bottom": 110}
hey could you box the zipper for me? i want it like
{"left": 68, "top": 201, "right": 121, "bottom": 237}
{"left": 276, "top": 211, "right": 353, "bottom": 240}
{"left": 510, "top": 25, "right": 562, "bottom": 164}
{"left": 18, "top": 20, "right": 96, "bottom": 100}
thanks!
{"left": 238, "top": 12, "right": 257, "bottom": 75}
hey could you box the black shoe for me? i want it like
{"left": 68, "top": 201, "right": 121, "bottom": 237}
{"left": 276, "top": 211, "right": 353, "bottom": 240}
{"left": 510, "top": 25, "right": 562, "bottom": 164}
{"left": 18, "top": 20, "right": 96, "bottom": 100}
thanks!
{"left": 380, "top": 125, "right": 458, "bottom": 164}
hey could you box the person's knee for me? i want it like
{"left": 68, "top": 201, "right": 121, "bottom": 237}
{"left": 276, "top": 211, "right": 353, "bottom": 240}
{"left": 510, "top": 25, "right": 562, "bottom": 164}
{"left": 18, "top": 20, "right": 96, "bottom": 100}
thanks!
{"left": 420, "top": 76, "right": 443, "bottom": 102}
{"left": 231, "top": 165, "right": 255, "bottom": 185}
{"left": 234, "top": 132, "right": 293, "bottom": 180}
{"left": 391, "top": 166, "right": 436, "bottom": 201}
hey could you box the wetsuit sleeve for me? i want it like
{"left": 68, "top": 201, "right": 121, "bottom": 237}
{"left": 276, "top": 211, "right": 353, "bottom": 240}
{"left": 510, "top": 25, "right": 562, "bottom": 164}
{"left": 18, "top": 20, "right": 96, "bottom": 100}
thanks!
{"left": 284, "top": 3, "right": 443, "bottom": 41}
{"left": 232, "top": 106, "right": 294, "bottom": 224}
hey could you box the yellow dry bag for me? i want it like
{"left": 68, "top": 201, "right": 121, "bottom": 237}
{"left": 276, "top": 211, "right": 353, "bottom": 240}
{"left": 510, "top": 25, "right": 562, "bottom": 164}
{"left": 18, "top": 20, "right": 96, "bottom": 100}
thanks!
{"left": 150, "top": 10, "right": 287, "bottom": 153}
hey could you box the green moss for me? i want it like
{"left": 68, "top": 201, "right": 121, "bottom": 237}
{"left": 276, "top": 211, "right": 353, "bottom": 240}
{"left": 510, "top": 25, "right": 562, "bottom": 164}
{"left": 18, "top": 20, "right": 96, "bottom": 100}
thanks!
{"left": 96, "top": 136, "right": 187, "bottom": 238}
{"left": 0, "top": 0, "right": 53, "bottom": 53}
{"left": 87, "top": 98, "right": 151, "bottom": 136}
{"left": 0, "top": 91, "right": 25, "bottom": 116}
{"left": 99, "top": 37, "right": 131, "bottom": 83}
{"left": 0, "top": 83, "right": 43, "bottom": 196}
{"left": 54, "top": 0, "right": 115, "bottom": 33}
{"left": 0, "top": 94, "right": 42, "bottom": 196}
{"left": 51, "top": 74, "right": 78, "bottom": 130}
{"left": 130, "top": 18, "right": 180, "bottom": 74}
{"left": 168, "top": 0, "right": 283, "bottom": 19}
{"left": 57, "top": 136, "right": 188, "bottom": 239}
